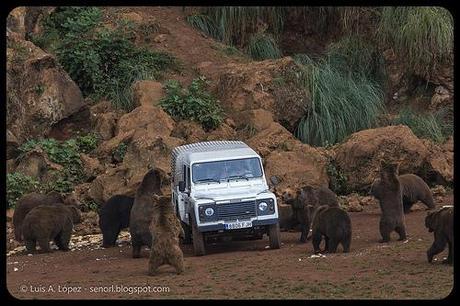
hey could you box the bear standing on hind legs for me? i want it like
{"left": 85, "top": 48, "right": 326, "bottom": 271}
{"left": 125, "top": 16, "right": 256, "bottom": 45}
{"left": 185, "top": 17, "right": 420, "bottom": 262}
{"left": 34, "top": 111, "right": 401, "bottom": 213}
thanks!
{"left": 148, "top": 196, "right": 184, "bottom": 275}
{"left": 129, "top": 168, "right": 168, "bottom": 258}
{"left": 370, "top": 161, "right": 407, "bottom": 243}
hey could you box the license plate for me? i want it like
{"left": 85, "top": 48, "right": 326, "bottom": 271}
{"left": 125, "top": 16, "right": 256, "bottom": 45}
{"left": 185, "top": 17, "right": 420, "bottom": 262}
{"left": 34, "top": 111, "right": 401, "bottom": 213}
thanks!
{"left": 224, "top": 220, "right": 252, "bottom": 230}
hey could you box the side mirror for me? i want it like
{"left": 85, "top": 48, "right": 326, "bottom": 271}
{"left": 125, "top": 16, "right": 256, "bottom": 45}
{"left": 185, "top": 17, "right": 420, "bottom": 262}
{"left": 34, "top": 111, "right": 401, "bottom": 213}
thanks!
{"left": 178, "top": 181, "right": 186, "bottom": 192}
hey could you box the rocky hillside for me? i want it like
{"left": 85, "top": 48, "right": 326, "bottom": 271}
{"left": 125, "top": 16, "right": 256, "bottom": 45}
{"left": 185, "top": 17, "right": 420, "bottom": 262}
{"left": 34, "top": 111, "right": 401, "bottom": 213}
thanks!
{"left": 6, "top": 7, "right": 453, "bottom": 215}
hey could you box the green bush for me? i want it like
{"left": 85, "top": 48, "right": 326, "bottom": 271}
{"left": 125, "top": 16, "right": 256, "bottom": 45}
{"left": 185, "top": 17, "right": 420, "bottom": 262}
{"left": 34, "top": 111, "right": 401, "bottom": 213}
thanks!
{"left": 392, "top": 107, "right": 450, "bottom": 143}
{"left": 33, "top": 7, "right": 176, "bottom": 111}
{"left": 17, "top": 137, "right": 89, "bottom": 193}
{"left": 6, "top": 173, "right": 39, "bottom": 208}
{"left": 113, "top": 141, "right": 128, "bottom": 162}
{"left": 75, "top": 134, "right": 99, "bottom": 154}
{"left": 160, "top": 77, "right": 223, "bottom": 130}
{"left": 294, "top": 54, "right": 385, "bottom": 147}
{"left": 377, "top": 7, "right": 453, "bottom": 76}
{"left": 247, "top": 33, "right": 282, "bottom": 60}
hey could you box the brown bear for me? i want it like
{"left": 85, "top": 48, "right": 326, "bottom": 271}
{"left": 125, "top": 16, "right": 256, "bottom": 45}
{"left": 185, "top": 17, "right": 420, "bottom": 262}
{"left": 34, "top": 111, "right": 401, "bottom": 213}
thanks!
{"left": 311, "top": 205, "right": 351, "bottom": 254}
{"left": 370, "top": 161, "right": 407, "bottom": 242}
{"left": 148, "top": 195, "right": 185, "bottom": 275}
{"left": 282, "top": 186, "right": 339, "bottom": 243}
{"left": 98, "top": 195, "right": 134, "bottom": 248}
{"left": 129, "top": 168, "right": 168, "bottom": 258}
{"left": 425, "top": 206, "right": 453, "bottom": 264}
{"left": 13, "top": 191, "right": 78, "bottom": 242}
{"left": 21, "top": 204, "right": 81, "bottom": 253}
{"left": 399, "top": 174, "right": 435, "bottom": 213}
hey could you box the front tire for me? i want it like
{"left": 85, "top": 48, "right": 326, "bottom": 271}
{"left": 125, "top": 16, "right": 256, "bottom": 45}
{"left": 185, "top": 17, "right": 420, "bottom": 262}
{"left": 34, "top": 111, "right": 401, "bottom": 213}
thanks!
{"left": 268, "top": 223, "right": 281, "bottom": 249}
{"left": 191, "top": 214, "right": 206, "bottom": 256}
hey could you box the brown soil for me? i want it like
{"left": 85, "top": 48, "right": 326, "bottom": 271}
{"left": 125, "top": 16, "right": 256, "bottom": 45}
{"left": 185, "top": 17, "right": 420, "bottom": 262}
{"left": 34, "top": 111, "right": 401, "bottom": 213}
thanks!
{"left": 7, "top": 193, "right": 453, "bottom": 300}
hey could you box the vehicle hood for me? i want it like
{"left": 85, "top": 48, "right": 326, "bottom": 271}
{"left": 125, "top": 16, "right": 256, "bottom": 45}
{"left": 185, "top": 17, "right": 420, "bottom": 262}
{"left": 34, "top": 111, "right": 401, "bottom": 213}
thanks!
{"left": 191, "top": 180, "right": 270, "bottom": 202}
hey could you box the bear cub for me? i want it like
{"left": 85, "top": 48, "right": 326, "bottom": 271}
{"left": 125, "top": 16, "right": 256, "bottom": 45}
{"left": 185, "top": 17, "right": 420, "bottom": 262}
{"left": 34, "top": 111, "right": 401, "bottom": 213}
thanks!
{"left": 99, "top": 195, "right": 134, "bottom": 248}
{"left": 22, "top": 204, "right": 81, "bottom": 253}
{"left": 425, "top": 206, "right": 453, "bottom": 264}
{"left": 311, "top": 205, "right": 352, "bottom": 254}
{"left": 282, "top": 185, "right": 339, "bottom": 243}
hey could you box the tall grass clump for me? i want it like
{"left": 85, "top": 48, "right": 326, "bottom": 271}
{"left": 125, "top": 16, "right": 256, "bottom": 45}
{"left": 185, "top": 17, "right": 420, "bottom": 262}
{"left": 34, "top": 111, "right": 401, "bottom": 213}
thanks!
{"left": 326, "top": 35, "right": 385, "bottom": 83}
{"left": 186, "top": 14, "right": 221, "bottom": 40}
{"left": 294, "top": 54, "right": 385, "bottom": 147}
{"left": 247, "top": 33, "right": 282, "bottom": 60}
{"left": 32, "top": 7, "right": 176, "bottom": 111}
{"left": 189, "top": 7, "right": 285, "bottom": 46}
{"left": 377, "top": 7, "right": 453, "bottom": 77}
{"left": 392, "top": 107, "right": 451, "bottom": 143}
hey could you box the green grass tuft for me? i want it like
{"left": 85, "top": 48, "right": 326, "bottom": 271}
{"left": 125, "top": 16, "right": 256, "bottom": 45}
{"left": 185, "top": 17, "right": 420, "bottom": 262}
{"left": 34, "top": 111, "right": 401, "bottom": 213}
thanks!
{"left": 392, "top": 107, "right": 451, "bottom": 143}
{"left": 187, "top": 14, "right": 221, "bottom": 40}
{"left": 247, "top": 33, "right": 282, "bottom": 60}
{"left": 377, "top": 7, "right": 453, "bottom": 77}
{"left": 294, "top": 54, "right": 385, "bottom": 147}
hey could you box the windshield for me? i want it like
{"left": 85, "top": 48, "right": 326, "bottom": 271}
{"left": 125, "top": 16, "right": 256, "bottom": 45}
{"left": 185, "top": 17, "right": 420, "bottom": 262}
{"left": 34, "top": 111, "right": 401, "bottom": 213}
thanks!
{"left": 192, "top": 157, "right": 263, "bottom": 183}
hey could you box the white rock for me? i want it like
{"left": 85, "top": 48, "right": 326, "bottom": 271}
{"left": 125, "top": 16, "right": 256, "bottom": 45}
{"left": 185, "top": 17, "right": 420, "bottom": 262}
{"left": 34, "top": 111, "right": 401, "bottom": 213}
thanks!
{"left": 13, "top": 267, "right": 18, "bottom": 272}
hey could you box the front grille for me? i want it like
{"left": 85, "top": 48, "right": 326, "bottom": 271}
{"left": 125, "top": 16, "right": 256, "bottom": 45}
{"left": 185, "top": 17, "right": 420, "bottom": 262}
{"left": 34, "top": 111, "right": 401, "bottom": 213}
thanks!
{"left": 216, "top": 201, "right": 257, "bottom": 221}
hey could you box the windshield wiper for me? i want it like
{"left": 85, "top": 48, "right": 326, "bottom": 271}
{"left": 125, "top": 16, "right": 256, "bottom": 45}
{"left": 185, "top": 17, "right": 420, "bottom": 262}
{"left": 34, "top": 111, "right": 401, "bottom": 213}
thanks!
{"left": 227, "top": 175, "right": 249, "bottom": 181}
{"left": 196, "top": 178, "right": 221, "bottom": 184}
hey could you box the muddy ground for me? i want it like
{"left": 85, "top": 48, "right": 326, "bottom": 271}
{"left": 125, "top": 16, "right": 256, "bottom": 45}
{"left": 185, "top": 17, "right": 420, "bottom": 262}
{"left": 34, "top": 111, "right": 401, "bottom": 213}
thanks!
{"left": 7, "top": 194, "right": 454, "bottom": 300}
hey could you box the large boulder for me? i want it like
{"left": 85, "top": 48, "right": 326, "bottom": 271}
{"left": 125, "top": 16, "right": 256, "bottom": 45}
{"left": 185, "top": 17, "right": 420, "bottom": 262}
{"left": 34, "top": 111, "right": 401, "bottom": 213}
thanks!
{"left": 333, "top": 125, "right": 453, "bottom": 191}
{"left": 7, "top": 37, "right": 85, "bottom": 143}
{"left": 264, "top": 143, "right": 329, "bottom": 195}
{"left": 171, "top": 120, "right": 207, "bottom": 144}
{"left": 14, "top": 148, "right": 63, "bottom": 181}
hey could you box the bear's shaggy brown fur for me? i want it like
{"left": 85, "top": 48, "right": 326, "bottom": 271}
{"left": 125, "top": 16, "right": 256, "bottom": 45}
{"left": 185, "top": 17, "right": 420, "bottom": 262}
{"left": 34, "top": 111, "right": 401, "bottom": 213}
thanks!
{"left": 370, "top": 162, "right": 407, "bottom": 242}
{"left": 129, "top": 168, "right": 168, "bottom": 258}
{"left": 282, "top": 186, "right": 339, "bottom": 243}
{"left": 21, "top": 204, "right": 81, "bottom": 253}
{"left": 148, "top": 196, "right": 184, "bottom": 275}
{"left": 425, "top": 206, "right": 453, "bottom": 264}
{"left": 311, "top": 205, "right": 351, "bottom": 253}
{"left": 13, "top": 192, "right": 78, "bottom": 242}
{"left": 399, "top": 174, "right": 435, "bottom": 213}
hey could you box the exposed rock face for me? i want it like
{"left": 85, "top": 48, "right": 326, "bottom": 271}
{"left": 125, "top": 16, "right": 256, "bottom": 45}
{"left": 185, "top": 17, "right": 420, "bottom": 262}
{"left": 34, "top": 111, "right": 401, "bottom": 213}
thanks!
{"left": 247, "top": 122, "right": 297, "bottom": 157}
{"left": 333, "top": 125, "right": 453, "bottom": 191}
{"left": 171, "top": 121, "right": 207, "bottom": 144}
{"left": 215, "top": 57, "right": 306, "bottom": 131}
{"left": 7, "top": 38, "right": 85, "bottom": 144}
{"left": 264, "top": 143, "right": 330, "bottom": 195}
{"left": 131, "top": 80, "right": 165, "bottom": 107}
{"left": 15, "top": 148, "right": 63, "bottom": 181}
{"left": 89, "top": 104, "right": 180, "bottom": 203}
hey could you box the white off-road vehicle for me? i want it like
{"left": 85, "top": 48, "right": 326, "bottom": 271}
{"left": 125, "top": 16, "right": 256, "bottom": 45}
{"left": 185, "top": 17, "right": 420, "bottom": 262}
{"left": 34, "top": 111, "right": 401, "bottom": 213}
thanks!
{"left": 171, "top": 141, "right": 280, "bottom": 256}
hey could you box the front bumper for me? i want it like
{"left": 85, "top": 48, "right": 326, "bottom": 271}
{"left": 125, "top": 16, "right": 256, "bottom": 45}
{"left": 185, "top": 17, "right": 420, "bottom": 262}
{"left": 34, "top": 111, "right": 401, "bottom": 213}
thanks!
{"left": 197, "top": 217, "right": 278, "bottom": 232}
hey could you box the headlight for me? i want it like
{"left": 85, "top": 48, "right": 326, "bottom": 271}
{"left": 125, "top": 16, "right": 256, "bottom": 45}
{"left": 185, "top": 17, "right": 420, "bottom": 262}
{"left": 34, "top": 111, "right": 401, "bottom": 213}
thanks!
{"left": 205, "top": 207, "right": 215, "bottom": 216}
{"left": 258, "top": 202, "right": 268, "bottom": 211}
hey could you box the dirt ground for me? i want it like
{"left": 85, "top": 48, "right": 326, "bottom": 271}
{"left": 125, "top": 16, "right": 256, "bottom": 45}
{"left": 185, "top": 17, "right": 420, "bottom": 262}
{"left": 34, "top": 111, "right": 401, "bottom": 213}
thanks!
{"left": 7, "top": 193, "right": 453, "bottom": 300}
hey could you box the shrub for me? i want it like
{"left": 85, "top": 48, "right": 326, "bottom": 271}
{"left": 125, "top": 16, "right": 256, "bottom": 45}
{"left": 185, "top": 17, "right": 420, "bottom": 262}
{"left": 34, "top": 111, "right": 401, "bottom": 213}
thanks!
{"left": 392, "top": 107, "right": 450, "bottom": 143}
{"left": 247, "top": 33, "right": 282, "bottom": 60}
{"left": 294, "top": 54, "right": 385, "bottom": 146}
{"left": 377, "top": 7, "right": 453, "bottom": 77}
{"left": 75, "top": 133, "right": 99, "bottom": 154}
{"left": 160, "top": 77, "right": 223, "bottom": 130}
{"left": 6, "top": 173, "right": 39, "bottom": 208}
{"left": 326, "top": 159, "right": 348, "bottom": 195}
{"left": 113, "top": 141, "right": 128, "bottom": 162}
{"left": 34, "top": 7, "right": 176, "bottom": 111}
